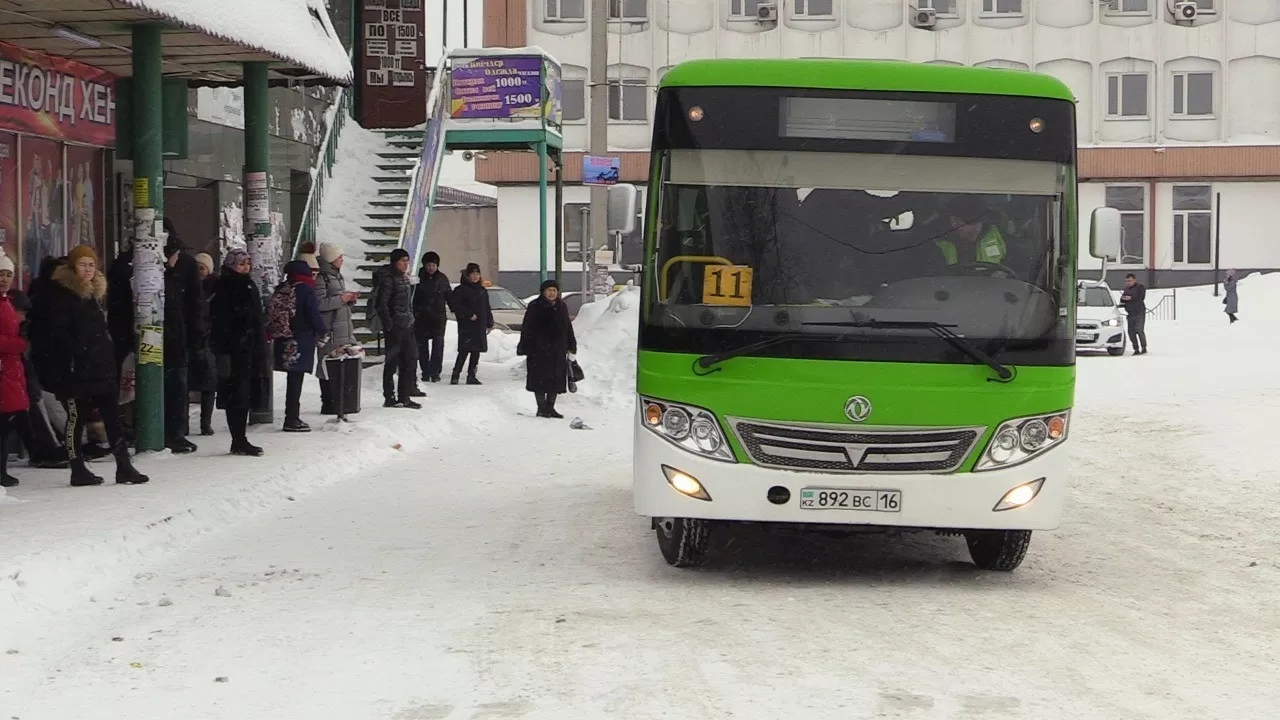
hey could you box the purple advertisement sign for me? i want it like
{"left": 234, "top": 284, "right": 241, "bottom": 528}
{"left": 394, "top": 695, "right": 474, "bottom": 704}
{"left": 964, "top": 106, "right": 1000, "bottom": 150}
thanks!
{"left": 449, "top": 56, "right": 543, "bottom": 119}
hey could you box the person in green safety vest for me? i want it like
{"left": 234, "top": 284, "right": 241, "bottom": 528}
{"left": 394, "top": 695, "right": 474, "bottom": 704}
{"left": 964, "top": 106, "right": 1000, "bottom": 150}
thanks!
{"left": 936, "top": 195, "right": 1007, "bottom": 267}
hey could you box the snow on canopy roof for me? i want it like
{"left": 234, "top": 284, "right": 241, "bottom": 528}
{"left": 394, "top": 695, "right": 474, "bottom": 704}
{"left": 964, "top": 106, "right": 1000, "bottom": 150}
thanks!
{"left": 119, "top": 0, "right": 353, "bottom": 84}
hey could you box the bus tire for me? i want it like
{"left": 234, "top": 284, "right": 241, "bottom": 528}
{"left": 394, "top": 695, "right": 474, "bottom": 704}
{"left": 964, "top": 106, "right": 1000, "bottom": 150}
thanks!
{"left": 655, "top": 517, "right": 710, "bottom": 568}
{"left": 964, "top": 529, "right": 1031, "bottom": 571}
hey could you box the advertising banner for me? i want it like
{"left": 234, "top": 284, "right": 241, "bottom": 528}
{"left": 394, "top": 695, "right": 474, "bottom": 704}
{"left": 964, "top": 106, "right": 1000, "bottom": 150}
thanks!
{"left": 543, "top": 59, "right": 563, "bottom": 126}
{"left": 583, "top": 155, "right": 621, "bottom": 186}
{"left": 195, "top": 87, "right": 244, "bottom": 130}
{"left": 0, "top": 133, "right": 16, "bottom": 271}
{"left": 399, "top": 70, "right": 447, "bottom": 265}
{"left": 0, "top": 40, "right": 116, "bottom": 146}
{"left": 449, "top": 55, "right": 544, "bottom": 119}
{"left": 355, "top": 0, "right": 426, "bottom": 129}
{"left": 65, "top": 144, "right": 104, "bottom": 262}
{"left": 21, "top": 136, "right": 66, "bottom": 284}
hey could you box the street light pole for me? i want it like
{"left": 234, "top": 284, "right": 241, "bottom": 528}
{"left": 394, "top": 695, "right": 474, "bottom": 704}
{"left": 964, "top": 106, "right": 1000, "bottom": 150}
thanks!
{"left": 588, "top": 0, "right": 608, "bottom": 293}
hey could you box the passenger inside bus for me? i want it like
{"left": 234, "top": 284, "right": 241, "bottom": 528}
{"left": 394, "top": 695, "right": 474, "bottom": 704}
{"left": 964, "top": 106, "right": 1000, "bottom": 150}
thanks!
{"left": 657, "top": 184, "right": 1054, "bottom": 306}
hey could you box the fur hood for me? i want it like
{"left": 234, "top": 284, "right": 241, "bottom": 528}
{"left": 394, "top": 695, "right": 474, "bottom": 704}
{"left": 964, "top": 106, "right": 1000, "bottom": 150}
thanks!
{"left": 53, "top": 265, "right": 108, "bottom": 300}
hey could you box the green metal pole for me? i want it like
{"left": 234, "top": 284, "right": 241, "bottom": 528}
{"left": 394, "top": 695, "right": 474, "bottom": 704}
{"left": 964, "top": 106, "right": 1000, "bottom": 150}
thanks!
{"left": 131, "top": 24, "right": 165, "bottom": 452}
{"left": 243, "top": 62, "right": 274, "bottom": 426}
{"left": 538, "top": 141, "right": 548, "bottom": 282}
{"left": 554, "top": 153, "right": 563, "bottom": 287}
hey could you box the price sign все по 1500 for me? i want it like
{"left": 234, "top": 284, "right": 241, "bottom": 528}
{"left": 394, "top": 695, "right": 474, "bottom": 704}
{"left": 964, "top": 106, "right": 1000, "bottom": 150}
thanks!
{"left": 355, "top": 0, "right": 425, "bottom": 128}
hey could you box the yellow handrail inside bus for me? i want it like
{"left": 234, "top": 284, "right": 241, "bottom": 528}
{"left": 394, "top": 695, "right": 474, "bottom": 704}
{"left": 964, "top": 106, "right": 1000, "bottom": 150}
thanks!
{"left": 659, "top": 255, "right": 733, "bottom": 303}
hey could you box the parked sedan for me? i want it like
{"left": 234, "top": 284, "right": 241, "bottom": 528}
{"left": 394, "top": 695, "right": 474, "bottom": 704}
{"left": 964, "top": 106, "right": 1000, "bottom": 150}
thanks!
{"left": 452, "top": 283, "right": 527, "bottom": 332}
{"left": 1076, "top": 281, "right": 1127, "bottom": 356}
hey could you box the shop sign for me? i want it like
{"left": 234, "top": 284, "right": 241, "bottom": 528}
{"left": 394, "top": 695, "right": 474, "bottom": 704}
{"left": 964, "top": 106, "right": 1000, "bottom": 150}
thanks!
{"left": 0, "top": 40, "right": 116, "bottom": 146}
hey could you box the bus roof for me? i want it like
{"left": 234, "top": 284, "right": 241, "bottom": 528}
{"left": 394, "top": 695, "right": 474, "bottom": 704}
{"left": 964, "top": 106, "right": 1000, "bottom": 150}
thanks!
{"left": 659, "top": 58, "right": 1075, "bottom": 103}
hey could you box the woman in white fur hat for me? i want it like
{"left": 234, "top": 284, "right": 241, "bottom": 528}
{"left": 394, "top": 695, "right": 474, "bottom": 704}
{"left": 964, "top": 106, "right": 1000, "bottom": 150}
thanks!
{"left": 313, "top": 242, "right": 358, "bottom": 412}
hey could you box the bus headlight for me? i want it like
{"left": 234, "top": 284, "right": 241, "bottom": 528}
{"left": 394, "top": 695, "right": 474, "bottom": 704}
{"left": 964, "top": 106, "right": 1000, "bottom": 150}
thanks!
{"left": 640, "top": 396, "right": 735, "bottom": 462}
{"left": 975, "top": 411, "right": 1069, "bottom": 471}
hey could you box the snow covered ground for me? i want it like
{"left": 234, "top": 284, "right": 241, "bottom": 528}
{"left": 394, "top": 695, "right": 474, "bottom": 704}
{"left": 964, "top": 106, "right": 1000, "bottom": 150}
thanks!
{"left": 2, "top": 277, "right": 1278, "bottom": 719}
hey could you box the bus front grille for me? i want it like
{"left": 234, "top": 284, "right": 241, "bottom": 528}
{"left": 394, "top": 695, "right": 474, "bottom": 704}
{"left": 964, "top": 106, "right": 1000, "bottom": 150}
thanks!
{"left": 729, "top": 419, "right": 985, "bottom": 474}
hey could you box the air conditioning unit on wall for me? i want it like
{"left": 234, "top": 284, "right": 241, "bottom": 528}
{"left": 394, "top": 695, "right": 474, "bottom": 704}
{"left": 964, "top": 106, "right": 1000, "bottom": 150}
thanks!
{"left": 911, "top": 7, "right": 938, "bottom": 29}
{"left": 1173, "top": 0, "right": 1199, "bottom": 20}
{"left": 757, "top": 2, "right": 778, "bottom": 21}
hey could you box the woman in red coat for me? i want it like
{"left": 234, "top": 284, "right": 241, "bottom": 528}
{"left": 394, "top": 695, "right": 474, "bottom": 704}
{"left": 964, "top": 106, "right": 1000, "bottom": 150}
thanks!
{"left": 0, "top": 289, "right": 30, "bottom": 487}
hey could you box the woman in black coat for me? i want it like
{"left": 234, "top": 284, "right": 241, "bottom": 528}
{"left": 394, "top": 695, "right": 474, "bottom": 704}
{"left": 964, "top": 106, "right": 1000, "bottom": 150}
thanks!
{"left": 209, "top": 249, "right": 270, "bottom": 457}
{"left": 38, "top": 245, "right": 148, "bottom": 486}
{"left": 449, "top": 263, "right": 493, "bottom": 385}
{"left": 517, "top": 279, "right": 578, "bottom": 419}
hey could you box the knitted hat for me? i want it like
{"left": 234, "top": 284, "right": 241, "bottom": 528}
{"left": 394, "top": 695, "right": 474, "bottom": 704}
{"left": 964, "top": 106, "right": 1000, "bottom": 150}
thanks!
{"left": 68, "top": 244, "right": 98, "bottom": 268}
{"left": 423, "top": 251, "right": 441, "bottom": 266}
{"left": 318, "top": 242, "right": 344, "bottom": 264}
{"left": 0, "top": 253, "right": 14, "bottom": 274}
{"left": 540, "top": 279, "right": 559, "bottom": 292}
{"left": 464, "top": 262, "right": 482, "bottom": 275}
{"left": 390, "top": 248, "right": 410, "bottom": 263}
{"left": 194, "top": 253, "right": 215, "bottom": 276}
{"left": 223, "top": 248, "right": 251, "bottom": 270}
{"left": 299, "top": 252, "right": 320, "bottom": 271}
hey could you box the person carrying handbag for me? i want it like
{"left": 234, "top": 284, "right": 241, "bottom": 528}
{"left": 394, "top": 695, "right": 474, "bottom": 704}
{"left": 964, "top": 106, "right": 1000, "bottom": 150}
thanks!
{"left": 516, "top": 279, "right": 578, "bottom": 419}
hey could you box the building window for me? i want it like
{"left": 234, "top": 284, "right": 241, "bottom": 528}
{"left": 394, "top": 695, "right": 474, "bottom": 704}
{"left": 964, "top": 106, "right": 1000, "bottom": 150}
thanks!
{"left": 608, "top": 0, "right": 647, "bottom": 21}
{"left": 546, "top": 0, "right": 586, "bottom": 22}
{"left": 1172, "top": 71, "right": 1214, "bottom": 117}
{"left": 608, "top": 79, "right": 647, "bottom": 121}
{"left": 918, "top": 0, "right": 958, "bottom": 16}
{"left": 794, "top": 0, "right": 834, "bottom": 17}
{"left": 562, "top": 79, "right": 585, "bottom": 122}
{"left": 1104, "top": 0, "right": 1149, "bottom": 14}
{"left": 729, "top": 0, "right": 764, "bottom": 19}
{"left": 1105, "top": 185, "right": 1147, "bottom": 264}
{"left": 980, "top": 0, "right": 1023, "bottom": 15}
{"left": 1106, "top": 73, "right": 1148, "bottom": 118}
{"left": 564, "top": 202, "right": 590, "bottom": 262}
{"left": 1172, "top": 185, "right": 1213, "bottom": 265}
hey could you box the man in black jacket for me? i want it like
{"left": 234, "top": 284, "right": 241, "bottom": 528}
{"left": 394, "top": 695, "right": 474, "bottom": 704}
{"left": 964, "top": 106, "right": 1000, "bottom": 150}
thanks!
{"left": 1119, "top": 273, "right": 1148, "bottom": 355}
{"left": 161, "top": 219, "right": 207, "bottom": 453}
{"left": 375, "top": 249, "right": 421, "bottom": 409}
{"left": 413, "top": 251, "right": 452, "bottom": 383}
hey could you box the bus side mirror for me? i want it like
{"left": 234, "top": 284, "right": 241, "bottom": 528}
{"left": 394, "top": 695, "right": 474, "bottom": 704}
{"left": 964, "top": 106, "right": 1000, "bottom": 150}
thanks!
{"left": 607, "top": 184, "right": 638, "bottom": 235}
{"left": 1090, "top": 207, "right": 1121, "bottom": 261}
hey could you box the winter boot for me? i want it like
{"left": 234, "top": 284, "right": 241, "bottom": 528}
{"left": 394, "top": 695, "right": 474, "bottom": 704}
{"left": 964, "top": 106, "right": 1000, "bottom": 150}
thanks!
{"left": 384, "top": 397, "right": 403, "bottom": 408}
{"left": 200, "top": 422, "right": 215, "bottom": 437}
{"left": 1, "top": 473, "right": 18, "bottom": 488}
{"left": 408, "top": 386, "right": 426, "bottom": 398}
{"left": 546, "top": 396, "right": 564, "bottom": 420}
{"left": 399, "top": 398, "right": 423, "bottom": 410}
{"left": 466, "top": 376, "right": 483, "bottom": 386}
{"left": 167, "top": 438, "right": 197, "bottom": 455}
{"left": 69, "top": 459, "right": 105, "bottom": 487}
{"left": 283, "top": 419, "right": 311, "bottom": 433}
{"left": 231, "top": 440, "right": 264, "bottom": 457}
{"left": 114, "top": 447, "right": 150, "bottom": 485}
{"left": 449, "top": 374, "right": 460, "bottom": 386}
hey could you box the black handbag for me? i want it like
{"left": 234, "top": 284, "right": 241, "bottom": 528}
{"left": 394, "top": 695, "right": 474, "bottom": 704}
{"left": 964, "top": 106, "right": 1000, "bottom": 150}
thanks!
{"left": 568, "top": 356, "right": 585, "bottom": 383}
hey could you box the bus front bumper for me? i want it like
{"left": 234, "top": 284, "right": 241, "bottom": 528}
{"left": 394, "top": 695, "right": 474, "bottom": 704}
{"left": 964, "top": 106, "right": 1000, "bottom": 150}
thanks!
{"left": 632, "top": 427, "right": 1068, "bottom": 531}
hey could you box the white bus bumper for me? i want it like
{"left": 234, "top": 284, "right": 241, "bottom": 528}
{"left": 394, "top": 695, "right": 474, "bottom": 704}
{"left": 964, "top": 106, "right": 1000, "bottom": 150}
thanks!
{"left": 633, "top": 425, "right": 1068, "bottom": 531}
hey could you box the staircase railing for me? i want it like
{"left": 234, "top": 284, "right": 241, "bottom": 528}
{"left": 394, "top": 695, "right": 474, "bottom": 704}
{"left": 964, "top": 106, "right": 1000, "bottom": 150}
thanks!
{"left": 292, "top": 62, "right": 353, "bottom": 258}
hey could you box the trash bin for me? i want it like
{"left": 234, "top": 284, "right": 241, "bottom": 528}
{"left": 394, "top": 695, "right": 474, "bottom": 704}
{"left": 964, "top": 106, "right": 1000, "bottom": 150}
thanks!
{"left": 322, "top": 355, "right": 362, "bottom": 418}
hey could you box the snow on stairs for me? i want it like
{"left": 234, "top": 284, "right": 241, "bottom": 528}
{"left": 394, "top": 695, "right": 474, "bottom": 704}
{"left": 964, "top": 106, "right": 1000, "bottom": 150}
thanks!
{"left": 350, "top": 128, "right": 423, "bottom": 360}
{"left": 313, "top": 123, "right": 424, "bottom": 364}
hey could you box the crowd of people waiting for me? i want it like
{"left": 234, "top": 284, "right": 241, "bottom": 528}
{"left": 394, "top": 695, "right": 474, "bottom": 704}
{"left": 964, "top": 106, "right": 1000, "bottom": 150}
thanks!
{"left": 1, "top": 228, "right": 582, "bottom": 489}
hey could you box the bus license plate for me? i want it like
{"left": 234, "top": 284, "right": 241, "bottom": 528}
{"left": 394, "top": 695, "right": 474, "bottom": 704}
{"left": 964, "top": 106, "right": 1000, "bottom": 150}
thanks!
{"left": 799, "top": 488, "right": 901, "bottom": 513}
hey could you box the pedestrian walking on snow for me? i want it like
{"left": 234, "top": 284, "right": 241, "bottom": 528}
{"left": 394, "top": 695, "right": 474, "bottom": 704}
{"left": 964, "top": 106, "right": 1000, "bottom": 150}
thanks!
{"left": 517, "top": 279, "right": 577, "bottom": 419}
{"left": 1223, "top": 269, "right": 1239, "bottom": 324}
{"left": 37, "top": 245, "right": 148, "bottom": 486}
{"left": 449, "top": 263, "right": 492, "bottom": 386}
{"left": 209, "top": 250, "right": 270, "bottom": 457}
{"left": 272, "top": 259, "right": 328, "bottom": 432}
{"left": 374, "top": 248, "right": 421, "bottom": 409}
{"left": 314, "top": 242, "right": 358, "bottom": 412}
{"left": 413, "top": 251, "right": 451, "bottom": 383}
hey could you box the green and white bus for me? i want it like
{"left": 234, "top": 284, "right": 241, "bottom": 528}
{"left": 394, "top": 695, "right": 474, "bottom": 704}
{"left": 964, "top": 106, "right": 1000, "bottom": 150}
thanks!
{"left": 614, "top": 58, "right": 1121, "bottom": 571}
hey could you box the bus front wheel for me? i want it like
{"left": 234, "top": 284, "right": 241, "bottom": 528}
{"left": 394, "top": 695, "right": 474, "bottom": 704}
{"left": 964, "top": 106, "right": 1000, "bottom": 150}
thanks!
{"left": 655, "top": 517, "right": 710, "bottom": 568}
{"left": 964, "top": 530, "right": 1032, "bottom": 571}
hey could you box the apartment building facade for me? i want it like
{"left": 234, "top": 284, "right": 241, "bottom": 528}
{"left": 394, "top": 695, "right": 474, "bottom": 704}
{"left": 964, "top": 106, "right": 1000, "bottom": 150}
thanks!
{"left": 479, "top": 0, "right": 1280, "bottom": 291}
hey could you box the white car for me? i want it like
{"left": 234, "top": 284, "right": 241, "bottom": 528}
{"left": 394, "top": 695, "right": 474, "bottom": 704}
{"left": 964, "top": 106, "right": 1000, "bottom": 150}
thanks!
{"left": 1076, "top": 281, "right": 1127, "bottom": 356}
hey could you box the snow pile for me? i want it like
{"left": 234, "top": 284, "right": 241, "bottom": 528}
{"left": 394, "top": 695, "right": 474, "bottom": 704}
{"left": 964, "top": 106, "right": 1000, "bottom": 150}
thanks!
{"left": 573, "top": 287, "right": 641, "bottom": 408}
{"left": 314, "top": 122, "right": 392, "bottom": 258}
{"left": 117, "top": 0, "right": 352, "bottom": 83}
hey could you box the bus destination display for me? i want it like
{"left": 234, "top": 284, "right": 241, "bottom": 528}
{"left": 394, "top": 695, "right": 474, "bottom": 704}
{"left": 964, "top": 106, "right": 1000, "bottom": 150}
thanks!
{"left": 780, "top": 96, "right": 957, "bottom": 143}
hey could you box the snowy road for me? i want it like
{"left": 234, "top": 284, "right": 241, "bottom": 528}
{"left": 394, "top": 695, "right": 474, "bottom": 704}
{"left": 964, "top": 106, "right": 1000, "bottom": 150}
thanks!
{"left": 6, "top": 283, "right": 1280, "bottom": 720}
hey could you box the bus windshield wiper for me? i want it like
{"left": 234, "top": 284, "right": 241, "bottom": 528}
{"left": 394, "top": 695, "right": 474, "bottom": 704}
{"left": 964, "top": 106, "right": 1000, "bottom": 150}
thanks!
{"left": 694, "top": 333, "right": 840, "bottom": 372}
{"left": 801, "top": 316, "right": 1015, "bottom": 383}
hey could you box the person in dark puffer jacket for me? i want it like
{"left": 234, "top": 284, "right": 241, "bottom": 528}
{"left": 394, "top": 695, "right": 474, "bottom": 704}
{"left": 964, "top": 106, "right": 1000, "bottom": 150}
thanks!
{"left": 449, "top": 263, "right": 493, "bottom": 386}
{"left": 37, "top": 245, "right": 148, "bottom": 486}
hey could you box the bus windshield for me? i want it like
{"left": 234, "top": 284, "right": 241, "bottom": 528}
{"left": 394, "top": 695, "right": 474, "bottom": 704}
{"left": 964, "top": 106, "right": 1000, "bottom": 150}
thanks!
{"left": 645, "top": 149, "right": 1073, "bottom": 364}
